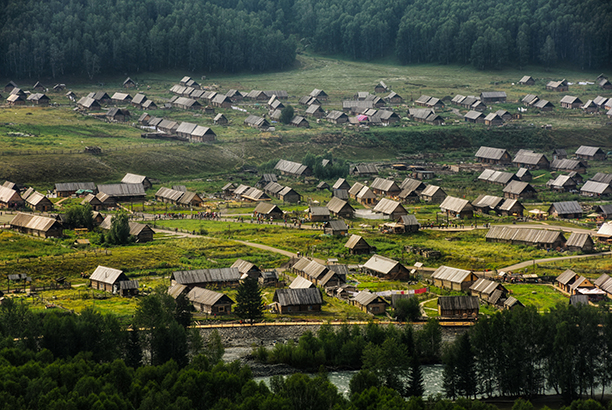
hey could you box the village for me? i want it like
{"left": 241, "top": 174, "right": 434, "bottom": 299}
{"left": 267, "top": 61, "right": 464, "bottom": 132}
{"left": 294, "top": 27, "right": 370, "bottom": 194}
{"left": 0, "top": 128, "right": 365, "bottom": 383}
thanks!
{"left": 1, "top": 68, "right": 612, "bottom": 324}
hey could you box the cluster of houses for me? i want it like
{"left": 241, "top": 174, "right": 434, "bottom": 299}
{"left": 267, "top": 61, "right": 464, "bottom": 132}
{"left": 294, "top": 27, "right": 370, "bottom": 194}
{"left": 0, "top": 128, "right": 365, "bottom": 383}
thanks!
{"left": 139, "top": 114, "right": 217, "bottom": 142}
{"left": 4, "top": 81, "right": 52, "bottom": 106}
{"left": 475, "top": 145, "right": 612, "bottom": 198}
{"left": 554, "top": 269, "right": 612, "bottom": 303}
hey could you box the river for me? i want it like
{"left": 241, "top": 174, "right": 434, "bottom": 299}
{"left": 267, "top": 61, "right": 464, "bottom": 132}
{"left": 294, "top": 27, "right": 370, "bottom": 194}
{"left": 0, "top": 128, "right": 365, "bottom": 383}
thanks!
{"left": 253, "top": 365, "right": 445, "bottom": 397}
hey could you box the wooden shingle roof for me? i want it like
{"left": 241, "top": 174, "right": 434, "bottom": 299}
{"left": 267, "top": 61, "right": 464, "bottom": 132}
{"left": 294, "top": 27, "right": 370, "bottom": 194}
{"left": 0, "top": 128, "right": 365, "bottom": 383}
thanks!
{"left": 90, "top": 266, "right": 124, "bottom": 285}
{"left": 475, "top": 146, "right": 509, "bottom": 160}
{"left": 273, "top": 288, "right": 323, "bottom": 306}
{"left": 173, "top": 268, "right": 241, "bottom": 285}
{"left": 432, "top": 266, "right": 473, "bottom": 284}
{"left": 438, "top": 296, "right": 479, "bottom": 310}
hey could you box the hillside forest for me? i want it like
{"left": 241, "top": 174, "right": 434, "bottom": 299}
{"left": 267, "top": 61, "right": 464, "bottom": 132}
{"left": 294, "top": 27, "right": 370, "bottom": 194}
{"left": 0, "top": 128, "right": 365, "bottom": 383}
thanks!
{"left": 1, "top": 0, "right": 612, "bottom": 79}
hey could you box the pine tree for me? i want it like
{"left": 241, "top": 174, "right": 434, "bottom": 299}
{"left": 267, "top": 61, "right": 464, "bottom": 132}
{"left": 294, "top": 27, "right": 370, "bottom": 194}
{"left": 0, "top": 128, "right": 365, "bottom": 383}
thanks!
{"left": 234, "top": 277, "right": 264, "bottom": 324}
{"left": 280, "top": 105, "right": 294, "bottom": 124}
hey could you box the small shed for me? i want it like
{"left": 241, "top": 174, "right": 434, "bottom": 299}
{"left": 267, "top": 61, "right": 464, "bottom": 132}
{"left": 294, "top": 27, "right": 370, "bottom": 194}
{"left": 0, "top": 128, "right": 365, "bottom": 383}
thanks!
{"left": 397, "top": 214, "right": 420, "bottom": 233}
{"left": 556, "top": 269, "right": 579, "bottom": 293}
{"left": 565, "top": 233, "right": 594, "bottom": 252}
{"left": 327, "top": 197, "right": 355, "bottom": 219}
{"left": 351, "top": 291, "right": 388, "bottom": 315}
{"left": 373, "top": 198, "right": 407, "bottom": 219}
{"left": 89, "top": 266, "right": 136, "bottom": 296}
{"left": 440, "top": 196, "right": 474, "bottom": 219}
{"left": 254, "top": 202, "right": 284, "bottom": 219}
{"left": 123, "top": 77, "right": 136, "bottom": 88}
{"left": 344, "top": 234, "right": 372, "bottom": 255}
{"left": 576, "top": 146, "right": 607, "bottom": 161}
{"left": 504, "top": 296, "right": 524, "bottom": 310}
{"left": 548, "top": 201, "right": 582, "bottom": 219}
{"left": 309, "top": 206, "right": 330, "bottom": 222}
{"left": 419, "top": 185, "right": 447, "bottom": 203}
{"left": 519, "top": 76, "right": 535, "bottom": 86}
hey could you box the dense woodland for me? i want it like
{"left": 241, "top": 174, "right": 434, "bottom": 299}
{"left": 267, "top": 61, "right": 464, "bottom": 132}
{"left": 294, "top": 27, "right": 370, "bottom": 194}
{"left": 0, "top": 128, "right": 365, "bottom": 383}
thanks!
{"left": 1, "top": 0, "right": 611, "bottom": 79}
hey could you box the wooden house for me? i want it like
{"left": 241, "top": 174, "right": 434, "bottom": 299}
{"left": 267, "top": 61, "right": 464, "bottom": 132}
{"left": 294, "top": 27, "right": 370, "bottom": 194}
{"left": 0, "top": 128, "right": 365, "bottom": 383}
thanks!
{"left": 437, "top": 296, "right": 479, "bottom": 318}
{"left": 581, "top": 181, "right": 612, "bottom": 197}
{"left": 323, "top": 220, "right": 348, "bottom": 236}
{"left": 214, "top": 113, "right": 228, "bottom": 125}
{"left": 484, "top": 113, "right": 504, "bottom": 126}
{"left": 503, "top": 181, "right": 537, "bottom": 199}
{"left": 25, "top": 191, "right": 53, "bottom": 212}
{"left": 54, "top": 182, "right": 98, "bottom": 198}
{"left": 547, "top": 79, "right": 568, "bottom": 92}
{"left": 290, "top": 116, "right": 309, "bottom": 128}
{"left": 576, "top": 146, "right": 607, "bottom": 161}
{"left": 120, "top": 173, "right": 151, "bottom": 190}
{"left": 187, "top": 287, "right": 234, "bottom": 315}
{"left": 373, "top": 198, "right": 407, "bottom": 219}
{"left": 513, "top": 150, "right": 549, "bottom": 170}
{"left": 419, "top": 185, "right": 447, "bottom": 203}
{"left": 565, "top": 233, "right": 594, "bottom": 252}
{"left": 504, "top": 297, "right": 525, "bottom": 310}
{"left": 440, "top": 196, "right": 473, "bottom": 219}
{"left": 515, "top": 168, "right": 532, "bottom": 182}
{"left": 142, "top": 100, "right": 157, "bottom": 110}
{"left": 272, "top": 288, "right": 323, "bottom": 313}
{"left": 289, "top": 276, "right": 315, "bottom": 289}
{"left": 486, "top": 226, "right": 566, "bottom": 249}
{"left": 254, "top": 202, "right": 284, "bottom": 219}
{"left": 99, "top": 216, "right": 154, "bottom": 242}
{"left": 356, "top": 186, "right": 377, "bottom": 205}
{"left": 89, "top": 266, "right": 138, "bottom": 296}
{"left": 172, "top": 267, "right": 241, "bottom": 289}
{"left": 308, "top": 206, "right": 330, "bottom": 222}
{"left": 498, "top": 199, "right": 525, "bottom": 217}
{"left": 480, "top": 91, "right": 507, "bottom": 104}
{"left": 106, "top": 108, "right": 130, "bottom": 122}
{"left": 351, "top": 291, "right": 388, "bottom": 315}
{"left": 598, "top": 78, "right": 612, "bottom": 90}
{"left": 522, "top": 94, "right": 539, "bottom": 106}
{"left": 519, "top": 76, "right": 535, "bottom": 86}
{"left": 350, "top": 164, "right": 378, "bottom": 176}
{"left": 464, "top": 110, "right": 485, "bottom": 123}
{"left": 550, "top": 158, "right": 586, "bottom": 173}
{"left": 370, "top": 178, "right": 401, "bottom": 197}
{"left": 533, "top": 99, "right": 555, "bottom": 111}
{"left": 344, "top": 235, "right": 372, "bottom": 255}
{"left": 305, "top": 104, "right": 325, "bottom": 118}
{"left": 374, "top": 81, "right": 388, "bottom": 93}
{"left": 274, "top": 159, "right": 311, "bottom": 177}
{"left": 396, "top": 214, "right": 420, "bottom": 233}
{"left": 332, "top": 178, "right": 351, "bottom": 191}
{"left": 560, "top": 95, "right": 582, "bottom": 109}
{"left": 548, "top": 175, "right": 577, "bottom": 192}
{"left": 470, "top": 278, "right": 507, "bottom": 303}
{"left": 431, "top": 266, "right": 477, "bottom": 291}
{"left": 111, "top": 92, "right": 132, "bottom": 104}
{"left": 278, "top": 186, "right": 301, "bottom": 203}
{"left": 0, "top": 186, "right": 24, "bottom": 208}
{"left": 27, "top": 93, "right": 50, "bottom": 105}
{"left": 594, "top": 274, "right": 612, "bottom": 298}
{"left": 385, "top": 92, "right": 403, "bottom": 104}
{"left": 326, "top": 197, "right": 355, "bottom": 218}
{"left": 547, "top": 201, "right": 583, "bottom": 219}
{"left": 478, "top": 169, "right": 518, "bottom": 185}
{"left": 582, "top": 100, "right": 598, "bottom": 113}
{"left": 87, "top": 91, "right": 111, "bottom": 104}
{"left": 495, "top": 110, "right": 512, "bottom": 121}
{"left": 326, "top": 110, "right": 349, "bottom": 124}
{"left": 9, "top": 213, "right": 63, "bottom": 238}
{"left": 131, "top": 93, "right": 147, "bottom": 108}
{"left": 7, "top": 94, "right": 25, "bottom": 105}
{"left": 309, "top": 89, "right": 328, "bottom": 101}
{"left": 123, "top": 77, "right": 136, "bottom": 88}
{"left": 4, "top": 81, "right": 17, "bottom": 93}
{"left": 362, "top": 254, "right": 410, "bottom": 280}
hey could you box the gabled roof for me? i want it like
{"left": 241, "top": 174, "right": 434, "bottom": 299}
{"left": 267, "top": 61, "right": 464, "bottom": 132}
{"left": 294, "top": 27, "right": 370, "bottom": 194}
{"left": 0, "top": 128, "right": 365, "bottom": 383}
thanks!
{"left": 513, "top": 151, "right": 548, "bottom": 165}
{"left": 576, "top": 146, "right": 604, "bottom": 157}
{"left": 550, "top": 158, "right": 586, "bottom": 171}
{"left": 478, "top": 169, "right": 517, "bottom": 184}
{"left": 548, "top": 175, "right": 576, "bottom": 188}
{"left": 464, "top": 110, "right": 485, "bottom": 120}
{"left": 420, "top": 185, "right": 445, "bottom": 197}
{"left": 486, "top": 226, "right": 565, "bottom": 245}
{"left": 581, "top": 181, "right": 612, "bottom": 195}
{"left": 230, "top": 258, "right": 258, "bottom": 276}
{"left": 98, "top": 183, "right": 146, "bottom": 197}
{"left": 309, "top": 206, "right": 330, "bottom": 217}
{"left": 327, "top": 197, "right": 354, "bottom": 214}
{"left": 565, "top": 233, "right": 592, "bottom": 248}
{"left": 324, "top": 220, "right": 348, "bottom": 231}
{"left": 472, "top": 195, "right": 504, "bottom": 210}
{"left": 398, "top": 214, "right": 419, "bottom": 226}
{"left": 344, "top": 234, "right": 369, "bottom": 249}
{"left": 560, "top": 95, "right": 582, "bottom": 104}
{"left": 432, "top": 266, "right": 473, "bottom": 283}
{"left": 470, "top": 278, "right": 503, "bottom": 296}
{"left": 10, "top": 213, "right": 60, "bottom": 232}
{"left": 188, "top": 287, "right": 233, "bottom": 306}
{"left": 549, "top": 201, "right": 582, "bottom": 215}
{"left": 498, "top": 199, "right": 523, "bottom": 212}
{"left": 273, "top": 288, "right": 323, "bottom": 306}
{"left": 370, "top": 178, "right": 399, "bottom": 192}
{"left": 533, "top": 99, "right": 554, "bottom": 109}
{"left": 373, "top": 198, "right": 405, "bottom": 215}
{"left": 503, "top": 181, "right": 535, "bottom": 195}
{"left": 353, "top": 291, "right": 387, "bottom": 307}
{"left": 481, "top": 91, "right": 507, "bottom": 99}
{"left": 438, "top": 296, "right": 479, "bottom": 310}
{"left": 475, "top": 146, "right": 509, "bottom": 160}
{"left": 90, "top": 265, "right": 124, "bottom": 285}
{"left": 440, "top": 196, "right": 473, "bottom": 213}
{"left": 363, "top": 254, "right": 401, "bottom": 275}
{"left": 254, "top": 202, "right": 282, "bottom": 215}
{"left": 289, "top": 276, "right": 315, "bottom": 289}
{"left": 274, "top": 159, "right": 310, "bottom": 176}
{"left": 591, "top": 173, "right": 612, "bottom": 184}
{"left": 55, "top": 182, "right": 96, "bottom": 192}
{"left": 121, "top": 173, "right": 148, "bottom": 185}
{"left": 332, "top": 178, "right": 350, "bottom": 190}
{"left": 173, "top": 268, "right": 241, "bottom": 285}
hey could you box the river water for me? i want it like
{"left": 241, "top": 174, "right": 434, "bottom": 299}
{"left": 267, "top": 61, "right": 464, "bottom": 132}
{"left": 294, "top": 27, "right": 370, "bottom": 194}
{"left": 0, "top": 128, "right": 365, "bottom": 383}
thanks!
{"left": 253, "top": 365, "right": 445, "bottom": 397}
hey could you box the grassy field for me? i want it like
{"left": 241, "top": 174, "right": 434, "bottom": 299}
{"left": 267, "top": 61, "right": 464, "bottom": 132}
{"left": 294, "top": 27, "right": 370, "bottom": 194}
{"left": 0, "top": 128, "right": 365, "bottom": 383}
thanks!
{"left": 505, "top": 284, "right": 568, "bottom": 312}
{"left": 2, "top": 53, "right": 612, "bottom": 186}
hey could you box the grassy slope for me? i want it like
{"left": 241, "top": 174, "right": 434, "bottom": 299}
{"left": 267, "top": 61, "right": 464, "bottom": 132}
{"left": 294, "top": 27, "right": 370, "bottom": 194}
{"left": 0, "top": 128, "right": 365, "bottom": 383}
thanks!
{"left": 2, "top": 54, "right": 611, "bottom": 185}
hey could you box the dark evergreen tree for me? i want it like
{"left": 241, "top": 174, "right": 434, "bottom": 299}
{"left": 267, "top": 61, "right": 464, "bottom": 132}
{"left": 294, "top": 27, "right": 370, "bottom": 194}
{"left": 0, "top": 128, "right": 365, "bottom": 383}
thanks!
{"left": 234, "top": 277, "right": 264, "bottom": 324}
{"left": 280, "top": 105, "right": 294, "bottom": 124}
{"left": 106, "top": 213, "right": 131, "bottom": 245}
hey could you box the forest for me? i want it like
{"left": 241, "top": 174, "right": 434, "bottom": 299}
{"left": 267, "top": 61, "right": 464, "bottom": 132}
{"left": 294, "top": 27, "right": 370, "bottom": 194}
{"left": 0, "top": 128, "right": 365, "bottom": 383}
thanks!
{"left": 1, "top": 0, "right": 611, "bottom": 79}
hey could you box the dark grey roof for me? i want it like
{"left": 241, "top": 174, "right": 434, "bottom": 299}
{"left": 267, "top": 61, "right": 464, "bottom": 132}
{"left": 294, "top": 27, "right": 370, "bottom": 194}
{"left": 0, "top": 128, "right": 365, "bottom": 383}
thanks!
{"left": 438, "top": 296, "right": 479, "bottom": 310}
{"left": 55, "top": 182, "right": 96, "bottom": 192}
{"left": 353, "top": 291, "right": 386, "bottom": 306}
{"left": 576, "top": 146, "right": 604, "bottom": 157}
{"left": 440, "top": 196, "right": 473, "bottom": 213}
{"left": 551, "top": 158, "right": 586, "bottom": 171}
{"left": 582, "top": 181, "right": 612, "bottom": 195}
{"left": 309, "top": 206, "right": 330, "bottom": 216}
{"left": 566, "top": 233, "right": 592, "bottom": 248}
{"left": 557, "top": 269, "right": 578, "bottom": 285}
{"left": 119, "top": 280, "right": 139, "bottom": 290}
{"left": 273, "top": 288, "right": 323, "bottom": 306}
{"left": 503, "top": 181, "right": 535, "bottom": 195}
{"left": 478, "top": 169, "right": 517, "bottom": 184}
{"left": 173, "top": 268, "right": 241, "bottom": 285}
{"left": 481, "top": 91, "right": 507, "bottom": 99}
{"left": 549, "top": 201, "right": 582, "bottom": 215}
{"left": 470, "top": 278, "right": 502, "bottom": 295}
{"left": 591, "top": 173, "right": 612, "bottom": 184}
{"left": 274, "top": 159, "right": 309, "bottom": 176}
{"left": 325, "top": 220, "right": 348, "bottom": 231}
{"left": 487, "top": 226, "right": 565, "bottom": 245}
{"left": 399, "top": 214, "right": 419, "bottom": 226}
{"left": 513, "top": 151, "right": 548, "bottom": 165}
{"left": 188, "top": 287, "right": 234, "bottom": 306}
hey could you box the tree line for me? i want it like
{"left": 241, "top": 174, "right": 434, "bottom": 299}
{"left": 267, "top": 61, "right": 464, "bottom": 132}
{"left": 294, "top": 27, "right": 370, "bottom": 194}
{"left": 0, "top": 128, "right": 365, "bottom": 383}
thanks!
{"left": 443, "top": 304, "right": 612, "bottom": 403}
{"left": 0, "top": 0, "right": 296, "bottom": 79}
{"left": 2, "top": 0, "right": 610, "bottom": 79}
